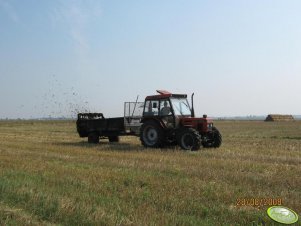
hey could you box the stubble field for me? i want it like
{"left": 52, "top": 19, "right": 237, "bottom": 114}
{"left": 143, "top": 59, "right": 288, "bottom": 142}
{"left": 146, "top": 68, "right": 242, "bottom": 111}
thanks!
{"left": 0, "top": 120, "right": 300, "bottom": 226}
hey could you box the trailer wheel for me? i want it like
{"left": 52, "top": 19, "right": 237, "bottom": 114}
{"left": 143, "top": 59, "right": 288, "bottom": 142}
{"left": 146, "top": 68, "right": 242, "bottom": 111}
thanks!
{"left": 177, "top": 128, "right": 201, "bottom": 151}
{"left": 202, "top": 127, "right": 222, "bottom": 148}
{"left": 88, "top": 132, "right": 99, "bottom": 144}
{"left": 109, "top": 136, "right": 119, "bottom": 142}
{"left": 140, "top": 121, "right": 164, "bottom": 148}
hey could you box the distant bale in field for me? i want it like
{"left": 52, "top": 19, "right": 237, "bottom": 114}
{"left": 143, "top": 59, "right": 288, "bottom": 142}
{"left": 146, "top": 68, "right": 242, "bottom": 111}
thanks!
{"left": 265, "top": 114, "right": 294, "bottom": 122}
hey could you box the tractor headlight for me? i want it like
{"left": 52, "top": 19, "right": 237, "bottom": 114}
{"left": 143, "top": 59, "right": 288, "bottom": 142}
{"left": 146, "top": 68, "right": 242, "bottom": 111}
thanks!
{"left": 207, "top": 123, "right": 213, "bottom": 129}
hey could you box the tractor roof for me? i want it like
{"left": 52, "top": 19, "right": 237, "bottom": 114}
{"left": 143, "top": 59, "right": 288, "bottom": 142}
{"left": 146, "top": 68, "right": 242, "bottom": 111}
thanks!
{"left": 145, "top": 90, "right": 187, "bottom": 100}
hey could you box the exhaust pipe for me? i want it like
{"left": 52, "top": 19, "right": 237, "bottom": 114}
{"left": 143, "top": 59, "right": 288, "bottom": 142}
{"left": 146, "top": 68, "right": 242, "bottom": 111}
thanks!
{"left": 191, "top": 93, "right": 195, "bottom": 117}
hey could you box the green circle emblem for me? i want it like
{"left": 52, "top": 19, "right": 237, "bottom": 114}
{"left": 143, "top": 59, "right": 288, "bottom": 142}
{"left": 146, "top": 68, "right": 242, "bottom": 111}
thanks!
{"left": 267, "top": 206, "right": 299, "bottom": 224}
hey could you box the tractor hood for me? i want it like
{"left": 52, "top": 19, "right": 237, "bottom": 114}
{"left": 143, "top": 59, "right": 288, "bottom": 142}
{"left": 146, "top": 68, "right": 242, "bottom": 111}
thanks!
{"left": 179, "top": 117, "right": 213, "bottom": 132}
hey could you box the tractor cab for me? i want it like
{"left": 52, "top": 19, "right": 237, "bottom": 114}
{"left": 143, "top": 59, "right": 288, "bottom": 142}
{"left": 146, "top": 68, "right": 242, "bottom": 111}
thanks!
{"left": 140, "top": 90, "right": 221, "bottom": 150}
{"left": 142, "top": 90, "right": 211, "bottom": 133}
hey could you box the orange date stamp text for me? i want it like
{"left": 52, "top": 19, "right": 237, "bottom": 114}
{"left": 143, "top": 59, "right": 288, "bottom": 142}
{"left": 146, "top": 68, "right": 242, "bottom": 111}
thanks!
{"left": 236, "top": 198, "right": 282, "bottom": 208}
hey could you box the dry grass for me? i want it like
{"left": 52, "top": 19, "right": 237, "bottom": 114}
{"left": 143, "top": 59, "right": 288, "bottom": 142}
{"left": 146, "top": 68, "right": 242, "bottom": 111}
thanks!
{"left": 0, "top": 120, "right": 300, "bottom": 225}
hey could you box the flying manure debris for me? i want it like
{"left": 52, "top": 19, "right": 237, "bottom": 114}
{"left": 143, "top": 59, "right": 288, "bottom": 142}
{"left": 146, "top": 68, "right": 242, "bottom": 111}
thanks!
{"left": 38, "top": 75, "right": 92, "bottom": 119}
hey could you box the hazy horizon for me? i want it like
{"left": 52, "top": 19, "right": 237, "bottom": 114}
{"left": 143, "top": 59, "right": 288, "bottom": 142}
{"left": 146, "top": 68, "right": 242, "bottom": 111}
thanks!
{"left": 1, "top": 0, "right": 300, "bottom": 119}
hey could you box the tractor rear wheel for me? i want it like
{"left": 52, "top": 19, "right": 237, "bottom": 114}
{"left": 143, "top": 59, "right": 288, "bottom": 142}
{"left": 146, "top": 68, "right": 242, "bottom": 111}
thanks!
{"left": 88, "top": 132, "right": 99, "bottom": 144}
{"left": 109, "top": 136, "right": 119, "bottom": 142}
{"left": 140, "top": 121, "right": 164, "bottom": 148}
{"left": 202, "top": 127, "right": 222, "bottom": 148}
{"left": 177, "top": 128, "right": 201, "bottom": 151}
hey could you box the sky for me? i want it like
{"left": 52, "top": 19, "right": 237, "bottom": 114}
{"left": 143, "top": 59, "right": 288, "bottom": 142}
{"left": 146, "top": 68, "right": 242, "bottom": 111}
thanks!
{"left": 0, "top": 0, "right": 300, "bottom": 118}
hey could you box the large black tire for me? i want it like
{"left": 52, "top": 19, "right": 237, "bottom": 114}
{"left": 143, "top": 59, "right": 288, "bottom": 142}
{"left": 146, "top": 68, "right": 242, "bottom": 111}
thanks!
{"left": 140, "top": 121, "right": 164, "bottom": 148}
{"left": 88, "top": 132, "right": 99, "bottom": 144}
{"left": 177, "top": 128, "right": 201, "bottom": 151}
{"left": 109, "top": 136, "right": 119, "bottom": 142}
{"left": 202, "top": 127, "right": 222, "bottom": 148}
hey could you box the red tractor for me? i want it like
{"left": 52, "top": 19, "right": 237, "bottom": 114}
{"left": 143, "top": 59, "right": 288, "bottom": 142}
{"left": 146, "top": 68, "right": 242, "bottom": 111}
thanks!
{"left": 77, "top": 90, "right": 221, "bottom": 151}
{"left": 139, "top": 90, "right": 222, "bottom": 150}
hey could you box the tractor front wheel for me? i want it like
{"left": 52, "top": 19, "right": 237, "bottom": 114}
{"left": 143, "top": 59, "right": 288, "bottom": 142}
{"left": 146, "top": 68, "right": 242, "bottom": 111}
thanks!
{"left": 140, "top": 121, "right": 164, "bottom": 148}
{"left": 202, "top": 127, "right": 222, "bottom": 148}
{"left": 177, "top": 128, "right": 201, "bottom": 151}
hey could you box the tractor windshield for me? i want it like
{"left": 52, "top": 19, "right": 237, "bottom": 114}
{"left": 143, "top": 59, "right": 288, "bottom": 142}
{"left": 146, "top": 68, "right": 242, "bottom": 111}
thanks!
{"left": 170, "top": 98, "right": 191, "bottom": 116}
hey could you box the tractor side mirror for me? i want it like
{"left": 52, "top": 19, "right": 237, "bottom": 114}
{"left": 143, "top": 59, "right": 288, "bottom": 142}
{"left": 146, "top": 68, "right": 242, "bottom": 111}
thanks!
{"left": 153, "top": 102, "right": 157, "bottom": 108}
